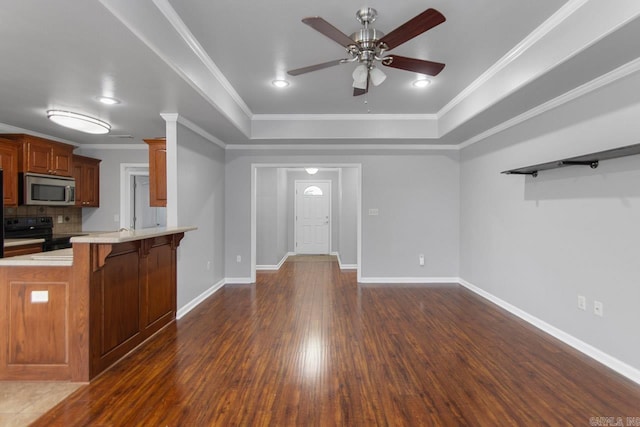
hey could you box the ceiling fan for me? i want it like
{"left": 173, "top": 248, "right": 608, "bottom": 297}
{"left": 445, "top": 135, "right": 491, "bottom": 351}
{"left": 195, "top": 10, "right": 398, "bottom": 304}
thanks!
{"left": 287, "top": 7, "right": 446, "bottom": 96}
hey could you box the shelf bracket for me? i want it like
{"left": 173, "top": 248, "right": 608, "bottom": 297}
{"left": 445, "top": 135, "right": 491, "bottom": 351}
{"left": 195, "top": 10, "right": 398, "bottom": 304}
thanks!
{"left": 561, "top": 160, "right": 599, "bottom": 169}
{"left": 505, "top": 170, "right": 538, "bottom": 177}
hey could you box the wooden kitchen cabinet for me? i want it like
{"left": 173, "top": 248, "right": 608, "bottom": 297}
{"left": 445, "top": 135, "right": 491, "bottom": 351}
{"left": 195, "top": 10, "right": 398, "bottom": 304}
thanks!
{"left": 143, "top": 138, "right": 167, "bottom": 207}
{"left": 72, "top": 155, "right": 101, "bottom": 207}
{"left": 0, "top": 138, "right": 19, "bottom": 206}
{"left": 1, "top": 134, "right": 74, "bottom": 177}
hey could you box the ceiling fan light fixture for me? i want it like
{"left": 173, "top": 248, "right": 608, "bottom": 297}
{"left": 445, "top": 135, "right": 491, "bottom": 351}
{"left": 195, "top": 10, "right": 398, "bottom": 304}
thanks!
{"left": 369, "top": 67, "right": 386, "bottom": 86}
{"left": 412, "top": 78, "right": 431, "bottom": 88}
{"left": 352, "top": 64, "right": 368, "bottom": 83}
{"left": 47, "top": 110, "right": 111, "bottom": 134}
{"left": 272, "top": 79, "right": 290, "bottom": 88}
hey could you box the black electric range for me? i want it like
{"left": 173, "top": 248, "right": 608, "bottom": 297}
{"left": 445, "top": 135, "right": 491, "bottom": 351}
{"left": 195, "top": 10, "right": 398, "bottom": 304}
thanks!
{"left": 4, "top": 216, "right": 87, "bottom": 251}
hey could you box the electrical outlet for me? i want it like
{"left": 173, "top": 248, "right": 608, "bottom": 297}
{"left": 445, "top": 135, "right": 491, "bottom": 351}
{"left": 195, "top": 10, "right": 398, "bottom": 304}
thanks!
{"left": 594, "top": 300, "right": 604, "bottom": 317}
{"left": 577, "top": 295, "right": 586, "bottom": 311}
{"left": 419, "top": 254, "right": 425, "bottom": 266}
{"left": 57, "top": 215, "right": 64, "bottom": 224}
{"left": 31, "top": 290, "right": 49, "bottom": 303}
{"left": 206, "top": 261, "right": 211, "bottom": 270}
{"left": 236, "top": 255, "right": 242, "bottom": 263}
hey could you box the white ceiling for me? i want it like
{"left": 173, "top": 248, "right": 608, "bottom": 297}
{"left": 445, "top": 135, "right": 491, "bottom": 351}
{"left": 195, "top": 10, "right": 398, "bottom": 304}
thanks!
{"left": 1, "top": 0, "right": 640, "bottom": 147}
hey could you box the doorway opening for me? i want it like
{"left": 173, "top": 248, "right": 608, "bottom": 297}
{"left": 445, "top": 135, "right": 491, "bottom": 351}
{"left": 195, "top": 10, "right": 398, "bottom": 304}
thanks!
{"left": 251, "top": 163, "right": 362, "bottom": 283}
{"left": 120, "top": 163, "right": 167, "bottom": 230}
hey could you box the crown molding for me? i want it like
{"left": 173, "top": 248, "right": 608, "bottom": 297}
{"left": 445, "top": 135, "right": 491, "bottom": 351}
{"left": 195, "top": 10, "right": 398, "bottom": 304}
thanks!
{"left": 0, "top": 122, "right": 81, "bottom": 147}
{"left": 151, "top": 0, "right": 252, "bottom": 118}
{"left": 437, "top": 0, "right": 589, "bottom": 119}
{"left": 226, "top": 143, "right": 459, "bottom": 151}
{"left": 459, "top": 56, "right": 640, "bottom": 150}
{"left": 78, "top": 144, "right": 147, "bottom": 150}
{"left": 252, "top": 113, "right": 438, "bottom": 121}
{"left": 176, "top": 115, "right": 227, "bottom": 149}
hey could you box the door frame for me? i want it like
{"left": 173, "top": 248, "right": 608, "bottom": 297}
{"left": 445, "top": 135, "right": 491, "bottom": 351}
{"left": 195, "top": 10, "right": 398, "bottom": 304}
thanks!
{"left": 250, "top": 163, "right": 362, "bottom": 283}
{"left": 294, "top": 179, "right": 332, "bottom": 255}
{"left": 119, "top": 163, "right": 149, "bottom": 230}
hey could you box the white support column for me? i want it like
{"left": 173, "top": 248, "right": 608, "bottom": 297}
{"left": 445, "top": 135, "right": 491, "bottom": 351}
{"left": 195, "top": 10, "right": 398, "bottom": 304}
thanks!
{"left": 161, "top": 113, "right": 179, "bottom": 227}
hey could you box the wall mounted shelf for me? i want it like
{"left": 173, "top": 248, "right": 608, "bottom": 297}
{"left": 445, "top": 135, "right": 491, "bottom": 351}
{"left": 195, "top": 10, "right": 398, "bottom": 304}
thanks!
{"left": 501, "top": 143, "right": 640, "bottom": 177}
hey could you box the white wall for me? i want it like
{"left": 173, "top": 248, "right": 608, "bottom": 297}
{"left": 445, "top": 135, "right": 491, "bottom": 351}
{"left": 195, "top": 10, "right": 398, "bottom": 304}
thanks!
{"left": 225, "top": 150, "right": 460, "bottom": 281}
{"left": 75, "top": 147, "right": 148, "bottom": 231}
{"left": 175, "top": 124, "right": 225, "bottom": 308}
{"left": 256, "top": 167, "right": 286, "bottom": 266}
{"left": 339, "top": 167, "right": 358, "bottom": 266}
{"left": 460, "top": 70, "right": 640, "bottom": 372}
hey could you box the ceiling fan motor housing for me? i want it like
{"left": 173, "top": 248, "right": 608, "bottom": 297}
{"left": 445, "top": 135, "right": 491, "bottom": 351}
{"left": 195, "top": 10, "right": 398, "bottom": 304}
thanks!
{"left": 355, "top": 7, "right": 377, "bottom": 25}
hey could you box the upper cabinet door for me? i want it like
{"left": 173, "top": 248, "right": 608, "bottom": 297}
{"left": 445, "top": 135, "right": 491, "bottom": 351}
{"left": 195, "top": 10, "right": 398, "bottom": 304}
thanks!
{"left": 51, "top": 144, "right": 74, "bottom": 176}
{"left": 0, "top": 139, "right": 19, "bottom": 206}
{"left": 143, "top": 138, "right": 167, "bottom": 207}
{"left": 72, "top": 154, "right": 101, "bottom": 207}
{"left": 26, "top": 139, "right": 52, "bottom": 175}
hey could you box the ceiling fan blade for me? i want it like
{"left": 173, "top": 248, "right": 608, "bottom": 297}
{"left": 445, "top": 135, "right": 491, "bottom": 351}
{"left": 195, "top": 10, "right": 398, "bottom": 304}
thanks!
{"left": 382, "top": 55, "right": 445, "bottom": 76}
{"left": 302, "top": 17, "right": 356, "bottom": 48}
{"left": 287, "top": 59, "right": 345, "bottom": 76}
{"left": 353, "top": 72, "right": 369, "bottom": 96}
{"left": 378, "top": 8, "right": 445, "bottom": 51}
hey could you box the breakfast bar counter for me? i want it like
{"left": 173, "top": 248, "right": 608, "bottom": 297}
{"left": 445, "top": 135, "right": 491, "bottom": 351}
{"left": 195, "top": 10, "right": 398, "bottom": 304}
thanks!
{"left": 0, "top": 227, "right": 195, "bottom": 382}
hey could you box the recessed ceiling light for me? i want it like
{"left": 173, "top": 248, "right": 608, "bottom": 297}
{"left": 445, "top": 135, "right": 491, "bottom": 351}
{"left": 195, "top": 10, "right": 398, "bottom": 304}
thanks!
{"left": 47, "top": 110, "right": 111, "bottom": 134}
{"left": 412, "top": 79, "right": 431, "bottom": 88}
{"left": 272, "top": 79, "right": 290, "bottom": 88}
{"left": 97, "top": 96, "right": 121, "bottom": 105}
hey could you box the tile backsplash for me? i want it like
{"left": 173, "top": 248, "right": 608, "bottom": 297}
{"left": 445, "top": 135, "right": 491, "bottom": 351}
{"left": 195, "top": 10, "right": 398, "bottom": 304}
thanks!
{"left": 4, "top": 206, "right": 82, "bottom": 234}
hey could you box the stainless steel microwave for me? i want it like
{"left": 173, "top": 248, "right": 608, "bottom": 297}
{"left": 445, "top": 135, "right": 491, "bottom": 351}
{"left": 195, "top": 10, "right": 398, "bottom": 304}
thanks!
{"left": 21, "top": 173, "right": 76, "bottom": 206}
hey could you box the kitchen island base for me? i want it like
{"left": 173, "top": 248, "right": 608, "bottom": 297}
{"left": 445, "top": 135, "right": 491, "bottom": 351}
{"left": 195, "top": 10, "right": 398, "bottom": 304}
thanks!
{"left": 0, "top": 228, "right": 190, "bottom": 382}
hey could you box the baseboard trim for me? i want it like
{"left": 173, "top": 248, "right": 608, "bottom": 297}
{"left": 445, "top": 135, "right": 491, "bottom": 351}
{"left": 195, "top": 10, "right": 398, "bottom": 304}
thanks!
{"left": 458, "top": 278, "right": 640, "bottom": 385}
{"left": 224, "top": 277, "right": 254, "bottom": 285}
{"left": 358, "top": 276, "right": 460, "bottom": 284}
{"left": 330, "top": 252, "right": 358, "bottom": 270}
{"left": 257, "top": 252, "right": 294, "bottom": 271}
{"left": 176, "top": 279, "right": 225, "bottom": 319}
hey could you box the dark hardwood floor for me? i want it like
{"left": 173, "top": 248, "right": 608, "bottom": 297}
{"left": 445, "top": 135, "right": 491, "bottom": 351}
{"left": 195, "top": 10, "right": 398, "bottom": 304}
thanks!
{"left": 33, "top": 255, "right": 640, "bottom": 426}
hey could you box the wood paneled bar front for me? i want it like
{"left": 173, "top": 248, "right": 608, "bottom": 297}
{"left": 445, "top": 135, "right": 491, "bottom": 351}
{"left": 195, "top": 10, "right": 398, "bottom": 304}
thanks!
{"left": 0, "top": 227, "right": 194, "bottom": 382}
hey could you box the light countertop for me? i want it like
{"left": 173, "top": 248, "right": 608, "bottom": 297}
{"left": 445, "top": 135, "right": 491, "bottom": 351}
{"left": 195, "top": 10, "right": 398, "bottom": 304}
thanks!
{"left": 4, "top": 238, "right": 46, "bottom": 248}
{"left": 0, "top": 248, "right": 73, "bottom": 266}
{"left": 0, "top": 227, "right": 195, "bottom": 266}
{"left": 71, "top": 226, "right": 196, "bottom": 244}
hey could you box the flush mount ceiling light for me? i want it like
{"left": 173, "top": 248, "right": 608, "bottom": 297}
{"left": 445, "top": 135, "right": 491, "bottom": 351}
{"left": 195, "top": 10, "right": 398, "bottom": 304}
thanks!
{"left": 47, "top": 110, "right": 111, "bottom": 134}
{"left": 97, "top": 96, "right": 120, "bottom": 105}
{"left": 272, "top": 79, "right": 290, "bottom": 88}
{"left": 412, "top": 78, "right": 431, "bottom": 88}
{"left": 305, "top": 167, "right": 319, "bottom": 175}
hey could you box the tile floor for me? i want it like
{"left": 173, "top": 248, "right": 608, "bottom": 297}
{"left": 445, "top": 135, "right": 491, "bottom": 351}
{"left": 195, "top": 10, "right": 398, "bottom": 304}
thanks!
{"left": 0, "top": 382, "right": 83, "bottom": 427}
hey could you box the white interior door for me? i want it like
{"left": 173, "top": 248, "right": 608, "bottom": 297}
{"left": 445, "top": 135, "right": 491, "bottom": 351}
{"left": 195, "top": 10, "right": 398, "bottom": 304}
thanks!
{"left": 295, "top": 181, "right": 330, "bottom": 254}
